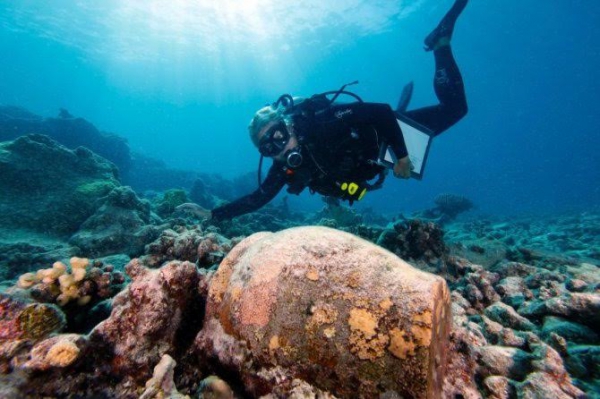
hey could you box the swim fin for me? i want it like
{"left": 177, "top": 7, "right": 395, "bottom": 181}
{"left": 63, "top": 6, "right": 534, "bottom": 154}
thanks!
{"left": 424, "top": 0, "right": 468, "bottom": 52}
{"left": 396, "top": 82, "right": 414, "bottom": 114}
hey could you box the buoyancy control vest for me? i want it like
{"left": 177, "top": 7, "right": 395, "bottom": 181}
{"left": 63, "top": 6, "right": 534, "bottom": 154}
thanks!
{"left": 257, "top": 82, "right": 388, "bottom": 203}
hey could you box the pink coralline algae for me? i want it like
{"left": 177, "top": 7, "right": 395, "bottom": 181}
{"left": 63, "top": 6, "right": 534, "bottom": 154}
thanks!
{"left": 0, "top": 259, "right": 208, "bottom": 398}
{"left": 89, "top": 259, "right": 202, "bottom": 382}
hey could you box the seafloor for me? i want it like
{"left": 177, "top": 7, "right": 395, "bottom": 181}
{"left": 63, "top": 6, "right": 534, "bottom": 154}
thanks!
{"left": 0, "top": 111, "right": 598, "bottom": 398}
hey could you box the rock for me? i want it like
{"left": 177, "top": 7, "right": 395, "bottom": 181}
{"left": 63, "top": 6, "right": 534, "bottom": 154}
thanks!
{"left": 496, "top": 276, "right": 531, "bottom": 308}
{"left": 139, "top": 354, "right": 190, "bottom": 399}
{"left": 541, "top": 316, "right": 599, "bottom": 344}
{"left": 430, "top": 193, "right": 474, "bottom": 224}
{"left": 445, "top": 256, "right": 477, "bottom": 278}
{"left": 517, "top": 371, "right": 585, "bottom": 399}
{"left": 525, "top": 270, "right": 566, "bottom": 289}
{"left": 517, "top": 300, "right": 548, "bottom": 321}
{"left": 565, "top": 345, "right": 600, "bottom": 380}
{"left": 23, "top": 334, "right": 86, "bottom": 371}
{"left": 0, "top": 238, "right": 77, "bottom": 282}
{"left": 69, "top": 186, "right": 159, "bottom": 257}
{"left": 483, "top": 376, "right": 515, "bottom": 399}
{"left": 196, "top": 226, "right": 452, "bottom": 399}
{"left": 196, "top": 375, "right": 234, "bottom": 399}
{"left": 155, "top": 189, "right": 190, "bottom": 218}
{"left": 565, "top": 279, "right": 588, "bottom": 293}
{"left": 442, "top": 324, "right": 483, "bottom": 399}
{"left": 544, "top": 293, "right": 600, "bottom": 331}
{"left": 484, "top": 302, "right": 536, "bottom": 331}
{"left": 376, "top": 219, "right": 447, "bottom": 264}
{"left": 450, "top": 239, "right": 508, "bottom": 269}
{"left": 566, "top": 263, "right": 600, "bottom": 287}
{"left": 519, "top": 293, "right": 600, "bottom": 332}
{"left": 0, "top": 134, "right": 119, "bottom": 236}
{"left": 475, "top": 346, "right": 533, "bottom": 380}
{"left": 490, "top": 262, "right": 538, "bottom": 279}
{"left": 0, "top": 106, "right": 131, "bottom": 174}
{"left": 480, "top": 316, "right": 527, "bottom": 348}
{"left": 189, "top": 178, "right": 217, "bottom": 210}
{"left": 547, "top": 332, "right": 569, "bottom": 356}
{"left": 529, "top": 341, "right": 569, "bottom": 376}
{"left": 142, "top": 227, "right": 236, "bottom": 268}
{"left": 0, "top": 293, "right": 66, "bottom": 341}
{"left": 89, "top": 259, "right": 202, "bottom": 385}
{"left": 462, "top": 270, "right": 501, "bottom": 310}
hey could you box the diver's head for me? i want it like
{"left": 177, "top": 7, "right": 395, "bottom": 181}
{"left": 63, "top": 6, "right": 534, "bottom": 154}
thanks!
{"left": 249, "top": 106, "right": 298, "bottom": 162}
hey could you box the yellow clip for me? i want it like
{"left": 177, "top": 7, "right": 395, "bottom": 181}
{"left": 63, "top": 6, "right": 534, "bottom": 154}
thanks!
{"left": 348, "top": 182, "right": 359, "bottom": 195}
{"left": 358, "top": 188, "right": 367, "bottom": 200}
{"left": 341, "top": 182, "right": 348, "bottom": 191}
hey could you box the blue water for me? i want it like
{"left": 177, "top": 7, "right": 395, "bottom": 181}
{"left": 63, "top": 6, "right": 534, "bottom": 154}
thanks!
{"left": 1, "top": 1, "right": 599, "bottom": 217}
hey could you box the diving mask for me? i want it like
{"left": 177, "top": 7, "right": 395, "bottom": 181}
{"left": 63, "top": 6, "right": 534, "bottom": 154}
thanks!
{"left": 258, "top": 121, "right": 290, "bottom": 157}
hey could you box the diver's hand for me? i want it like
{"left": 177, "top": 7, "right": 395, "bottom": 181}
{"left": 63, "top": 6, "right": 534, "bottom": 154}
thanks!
{"left": 393, "top": 156, "right": 412, "bottom": 179}
{"left": 175, "top": 203, "right": 212, "bottom": 220}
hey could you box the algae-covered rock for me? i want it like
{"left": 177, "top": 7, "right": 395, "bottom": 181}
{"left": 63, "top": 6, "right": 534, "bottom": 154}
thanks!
{"left": 196, "top": 226, "right": 452, "bottom": 399}
{"left": 0, "top": 106, "right": 131, "bottom": 174}
{"left": 0, "top": 134, "right": 119, "bottom": 236}
{"left": 24, "top": 334, "right": 86, "bottom": 371}
{"left": 156, "top": 189, "right": 189, "bottom": 218}
{"left": 0, "top": 293, "right": 65, "bottom": 341}
{"left": 89, "top": 259, "right": 201, "bottom": 386}
{"left": 484, "top": 302, "right": 536, "bottom": 331}
{"left": 534, "top": 293, "right": 600, "bottom": 331}
{"left": 475, "top": 345, "right": 533, "bottom": 380}
{"left": 541, "top": 316, "right": 599, "bottom": 344}
{"left": 69, "top": 186, "right": 159, "bottom": 257}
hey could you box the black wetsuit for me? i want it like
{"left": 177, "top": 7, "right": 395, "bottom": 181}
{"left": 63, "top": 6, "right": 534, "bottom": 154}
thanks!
{"left": 212, "top": 46, "right": 467, "bottom": 221}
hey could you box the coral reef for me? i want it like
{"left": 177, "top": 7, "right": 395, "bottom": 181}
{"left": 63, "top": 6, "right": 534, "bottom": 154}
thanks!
{"left": 376, "top": 219, "right": 447, "bottom": 267}
{"left": 0, "top": 135, "right": 165, "bottom": 273}
{"left": 7, "top": 257, "right": 127, "bottom": 334}
{"left": 24, "top": 334, "right": 86, "bottom": 371}
{"left": 0, "top": 259, "right": 208, "bottom": 398}
{"left": 441, "top": 250, "right": 599, "bottom": 397}
{"left": 0, "top": 236, "right": 76, "bottom": 282}
{"left": 14, "top": 257, "right": 125, "bottom": 309}
{"left": 0, "top": 200, "right": 598, "bottom": 397}
{"left": 142, "top": 225, "right": 240, "bottom": 268}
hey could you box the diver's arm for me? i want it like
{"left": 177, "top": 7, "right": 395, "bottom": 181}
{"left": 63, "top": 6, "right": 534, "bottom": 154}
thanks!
{"left": 210, "top": 163, "right": 287, "bottom": 221}
{"left": 343, "top": 102, "right": 411, "bottom": 178}
{"left": 393, "top": 156, "right": 412, "bottom": 179}
{"left": 350, "top": 102, "right": 409, "bottom": 160}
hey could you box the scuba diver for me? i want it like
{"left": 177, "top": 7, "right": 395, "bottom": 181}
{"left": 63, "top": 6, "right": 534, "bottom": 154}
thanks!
{"left": 179, "top": 0, "right": 469, "bottom": 222}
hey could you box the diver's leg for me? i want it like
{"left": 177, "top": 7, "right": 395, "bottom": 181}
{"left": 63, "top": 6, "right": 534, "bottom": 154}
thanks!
{"left": 402, "top": 0, "right": 468, "bottom": 136}
{"left": 403, "top": 46, "right": 467, "bottom": 135}
{"left": 424, "top": 0, "right": 468, "bottom": 52}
